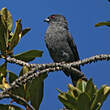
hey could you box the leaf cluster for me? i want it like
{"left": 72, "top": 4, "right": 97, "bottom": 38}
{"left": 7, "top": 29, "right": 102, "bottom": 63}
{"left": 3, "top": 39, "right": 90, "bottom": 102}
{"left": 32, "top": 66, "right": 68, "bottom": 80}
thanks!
{"left": 0, "top": 8, "right": 43, "bottom": 110}
{"left": 57, "top": 79, "right": 110, "bottom": 110}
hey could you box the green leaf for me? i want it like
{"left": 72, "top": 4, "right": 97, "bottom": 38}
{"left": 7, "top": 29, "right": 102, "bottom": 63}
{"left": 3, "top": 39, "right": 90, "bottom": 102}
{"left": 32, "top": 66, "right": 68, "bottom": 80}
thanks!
{"left": 0, "top": 15, "right": 7, "bottom": 55}
{"left": 58, "top": 92, "right": 78, "bottom": 110}
{"left": 29, "top": 78, "right": 44, "bottom": 110}
{"left": 19, "top": 66, "right": 30, "bottom": 76}
{"left": 19, "top": 66, "right": 30, "bottom": 101}
{"left": 58, "top": 92, "right": 68, "bottom": 106}
{"left": 95, "top": 103, "right": 102, "bottom": 110}
{"left": 95, "top": 21, "right": 110, "bottom": 27}
{"left": 8, "top": 71, "right": 18, "bottom": 84}
{"left": 90, "top": 85, "right": 110, "bottom": 110}
{"left": 67, "top": 84, "right": 81, "bottom": 98}
{"left": 0, "top": 62, "right": 7, "bottom": 82}
{"left": 1, "top": 8, "right": 13, "bottom": 32}
{"left": 22, "top": 28, "right": 31, "bottom": 37}
{"left": 57, "top": 84, "right": 79, "bottom": 110}
{"left": 85, "top": 78, "right": 97, "bottom": 102}
{"left": 9, "top": 19, "right": 22, "bottom": 50}
{"left": 0, "top": 104, "right": 24, "bottom": 110}
{"left": 10, "top": 87, "right": 25, "bottom": 104}
{"left": 76, "top": 79, "right": 87, "bottom": 92}
{"left": 77, "top": 93, "right": 91, "bottom": 110}
{"left": 56, "top": 88, "right": 64, "bottom": 94}
{"left": 66, "top": 93, "right": 78, "bottom": 109}
{"left": 0, "top": 84, "right": 5, "bottom": 90}
{"left": 13, "top": 50, "right": 43, "bottom": 62}
{"left": 8, "top": 71, "right": 25, "bottom": 102}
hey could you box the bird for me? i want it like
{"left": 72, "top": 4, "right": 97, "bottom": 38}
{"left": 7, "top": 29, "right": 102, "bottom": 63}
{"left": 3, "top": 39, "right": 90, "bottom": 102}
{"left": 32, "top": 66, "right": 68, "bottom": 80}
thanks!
{"left": 44, "top": 14, "right": 87, "bottom": 86}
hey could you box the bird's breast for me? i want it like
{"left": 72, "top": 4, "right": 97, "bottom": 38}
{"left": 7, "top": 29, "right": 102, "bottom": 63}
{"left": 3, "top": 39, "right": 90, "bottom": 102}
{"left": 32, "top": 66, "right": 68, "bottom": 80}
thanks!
{"left": 45, "top": 26, "right": 67, "bottom": 46}
{"left": 45, "top": 32, "right": 65, "bottom": 49}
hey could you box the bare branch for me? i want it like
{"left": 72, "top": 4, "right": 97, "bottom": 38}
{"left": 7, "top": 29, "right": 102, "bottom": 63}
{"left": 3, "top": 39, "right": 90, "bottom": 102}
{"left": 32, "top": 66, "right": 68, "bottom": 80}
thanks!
{"left": 0, "top": 67, "right": 61, "bottom": 95}
{"left": 6, "top": 54, "right": 110, "bottom": 70}
{"left": 0, "top": 93, "right": 35, "bottom": 110}
{"left": 0, "top": 54, "right": 109, "bottom": 104}
{"left": 6, "top": 57, "right": 36, "bottom": 68}
{"left": 69, "top": 54, "right": 110, "bottom": 67}
{"left": 2, "top": 54, "right": 109, "bottom": 93}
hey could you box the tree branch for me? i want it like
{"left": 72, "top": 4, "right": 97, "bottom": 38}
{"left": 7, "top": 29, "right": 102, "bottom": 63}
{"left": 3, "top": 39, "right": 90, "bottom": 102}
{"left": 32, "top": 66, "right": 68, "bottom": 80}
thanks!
{"left": 0, "top": 54, "right": 109, "bottom": 104}
{"left": 6, "top": 57, "right": 36, "bottom": 68}
{"left": 0, "top": 93, "right": 35, "bottom": 110}
{"left": 7, "top": 54, "right": 110, "bottom": 70}
{"left": 2, "top": 54, "right": 109, "bottom": 92}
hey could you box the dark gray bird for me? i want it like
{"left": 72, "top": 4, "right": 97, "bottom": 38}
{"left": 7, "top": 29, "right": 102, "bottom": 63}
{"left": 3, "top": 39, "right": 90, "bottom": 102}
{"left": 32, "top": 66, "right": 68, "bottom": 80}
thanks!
{"left": 44, "top": 14, "right": 87, "bottom": 86}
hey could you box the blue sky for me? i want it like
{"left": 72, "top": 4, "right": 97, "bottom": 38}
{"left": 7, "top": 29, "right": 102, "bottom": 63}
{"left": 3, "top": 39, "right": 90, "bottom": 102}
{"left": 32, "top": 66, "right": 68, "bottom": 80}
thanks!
{"left": 0, "top": 0, "right": 110, "bottom": 110}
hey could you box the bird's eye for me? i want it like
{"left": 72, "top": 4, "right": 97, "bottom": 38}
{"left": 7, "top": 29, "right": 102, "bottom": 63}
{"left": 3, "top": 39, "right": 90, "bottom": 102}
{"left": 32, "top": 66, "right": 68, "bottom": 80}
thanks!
{"left": 50, "top": 15, "right": 55, "bottom": 19}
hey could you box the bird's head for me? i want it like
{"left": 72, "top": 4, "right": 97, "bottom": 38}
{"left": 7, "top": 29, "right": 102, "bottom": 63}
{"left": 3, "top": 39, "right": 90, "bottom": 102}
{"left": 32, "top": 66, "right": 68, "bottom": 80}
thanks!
{"left": 44, "top": 14, "right": 68, "bottom": 26}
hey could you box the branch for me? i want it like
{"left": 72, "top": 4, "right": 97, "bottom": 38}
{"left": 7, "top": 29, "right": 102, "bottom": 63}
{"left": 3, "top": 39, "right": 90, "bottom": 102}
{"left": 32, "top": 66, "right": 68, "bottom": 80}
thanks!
{"left": 0, "top": 67, "right": 61, "bottom": 95}
{"left": 0, "top": 54, "right": 109, "bottom": 103}
{"left": 0, "top": 93, "right": 35, "bottom": 110}
{"left": 6, "top": 57, "right": 36, "bottom": 68}
{"left": 1, "top": 54, "right": 109, "bottom": 93}
{"left": 38, "top": 54, "right": 110, "bottom": 70}
{"left": 69, "top": 54, "right": 110, "bottom": 67}
{"left": 7, "top": 54, "right": 110, "bottom": 70}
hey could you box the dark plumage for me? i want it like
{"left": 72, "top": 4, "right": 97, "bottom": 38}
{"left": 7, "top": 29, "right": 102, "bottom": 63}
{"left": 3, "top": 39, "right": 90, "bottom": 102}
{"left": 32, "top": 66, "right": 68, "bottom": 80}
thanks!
{"left": 44, "top": 14, "right": 87, "bottom": 86}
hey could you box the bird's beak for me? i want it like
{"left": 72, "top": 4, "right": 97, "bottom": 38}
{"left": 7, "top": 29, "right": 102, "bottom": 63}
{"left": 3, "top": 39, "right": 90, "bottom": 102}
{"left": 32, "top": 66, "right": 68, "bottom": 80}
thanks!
{"left": 44, "top": 18, "right": 50, "bottom": 22}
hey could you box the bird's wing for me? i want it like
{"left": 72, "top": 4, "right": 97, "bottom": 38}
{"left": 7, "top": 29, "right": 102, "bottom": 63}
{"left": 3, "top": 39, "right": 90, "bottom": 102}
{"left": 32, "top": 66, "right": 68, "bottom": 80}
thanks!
{"left": 66, "top": 32, "right": 80, "bottom": 61}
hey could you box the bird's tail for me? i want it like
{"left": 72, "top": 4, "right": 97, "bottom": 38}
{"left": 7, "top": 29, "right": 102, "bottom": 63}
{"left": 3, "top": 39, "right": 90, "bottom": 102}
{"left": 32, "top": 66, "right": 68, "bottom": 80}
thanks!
{"left": 63, "top": 66, "right": 87, "bottom": 86}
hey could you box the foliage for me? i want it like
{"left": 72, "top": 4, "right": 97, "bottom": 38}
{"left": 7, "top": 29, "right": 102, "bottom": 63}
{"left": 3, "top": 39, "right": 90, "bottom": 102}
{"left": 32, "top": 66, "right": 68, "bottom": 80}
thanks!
{"left": 95, "top": 21, "right": 110, "bottom": 27}
{"left": 0, "top": 104, "right": 24, "bottom": 110}
{"left": 0, "top": 7, "right": 43, "bottom": 110}
{"left": 57, "top": 79, "right": 110, "bottom": 110}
